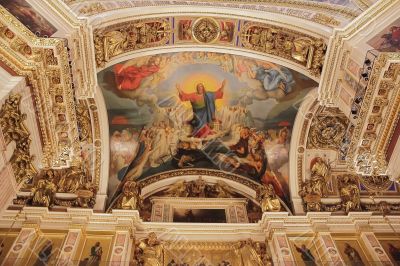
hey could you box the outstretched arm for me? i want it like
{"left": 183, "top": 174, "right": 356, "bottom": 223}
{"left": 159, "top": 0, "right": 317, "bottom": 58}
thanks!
{"left": 215, "top": 79, "right": 226, "bottom": 99}
{"left": 176, "top": 84, "right": 193, "bottom": 101}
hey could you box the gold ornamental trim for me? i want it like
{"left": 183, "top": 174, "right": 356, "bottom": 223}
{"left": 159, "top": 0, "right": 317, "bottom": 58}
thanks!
{"left": 347, "top": 53, "right": 400, "bottom": 175}
{"left": 0, "top": 6, "right": 80, "bottom": 168}
{"left": 137, "top": 168, "right": 262, "bottom": 191}
{"left": 93, "top": 16, "right": 327, "bottom": 77}
{"left": 64, "top": 0, "right": 359, "bottom": 19}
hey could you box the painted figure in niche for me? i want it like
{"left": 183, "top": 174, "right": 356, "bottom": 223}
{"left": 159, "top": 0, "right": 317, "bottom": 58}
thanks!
{"left": 343, "top": 243, "right": 364, "bottom": 266}
{"left": 388, "top": 243, "right": 400, "bottom": 265}
{"left": 178, "top": 20, "right": 192, "bottom": 40}
{"left": 34, "top": 240, "right": 53, "bottom": 266}
{"left": 294, "top": 244, "right": 317, "bottom": 266}
{"left": 220, "top": 22, "right": 235, "bottom": 42}
{"left": 177, "top": 80, "right": 226, "bottom": 137}
{"left": 80, "top": 242, "right": 103, "bottom": 266}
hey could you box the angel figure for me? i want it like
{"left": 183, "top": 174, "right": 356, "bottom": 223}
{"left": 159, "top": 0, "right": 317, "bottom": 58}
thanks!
{"left": 164, "top": 180, "right": 189, "bottom": 197}
{"left": 213, "top": 180, "right": 235, "bottom": 198}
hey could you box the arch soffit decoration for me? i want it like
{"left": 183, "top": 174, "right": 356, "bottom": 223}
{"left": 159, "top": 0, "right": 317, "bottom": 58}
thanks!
{"left": 65, "top": 0, "right": 364, "bottom": 25}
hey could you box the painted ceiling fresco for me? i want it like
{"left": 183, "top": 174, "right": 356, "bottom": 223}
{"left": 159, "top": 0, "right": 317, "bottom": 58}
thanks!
{"left": 98, "top": 52, "right": 318, "bottom": 210}
{"left": 368, "top": 18, "right": 400, "bottom": 52}
{"left": 1, "top": 0, "right": 57, "bottom": 37}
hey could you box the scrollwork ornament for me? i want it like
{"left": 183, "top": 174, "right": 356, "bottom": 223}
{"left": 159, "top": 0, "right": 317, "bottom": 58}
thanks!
{"left": 338, "top": 174, "right": 361, "bottom": 213}
{"left": 0, "top": 94, "right": 37, "bottom": 184}
{"left": 94, "top": 18, "right": 171, "bottom": 67}
{"left": 360, "top": 175, "right": 393, "bottom": 192}
{"left": 240, "top": 22, "right": 327, "bottom": 76}
{"left": 307, "top": 116, "right": 347, "bottom": 149}
{"left": 192, "top": 17, "right": 220, "bottom": 43}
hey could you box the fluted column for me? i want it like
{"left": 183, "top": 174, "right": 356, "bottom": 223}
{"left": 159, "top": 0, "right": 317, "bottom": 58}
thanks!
{"left": 56, "top": 229, "right": 83, "bottom": 266}
{"left": 2, "top": 227, "right": 37, "bottom": 265}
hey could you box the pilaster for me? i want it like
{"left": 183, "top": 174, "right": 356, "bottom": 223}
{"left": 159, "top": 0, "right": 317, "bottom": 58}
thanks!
{"left": 2, "top": 227, "right": 37, "bottom": 265}
{"left": 56, "top": 229, "right": 83, "bottom": 266}
{"left": 360, "top": 232, "right": 393, "bottom": 266}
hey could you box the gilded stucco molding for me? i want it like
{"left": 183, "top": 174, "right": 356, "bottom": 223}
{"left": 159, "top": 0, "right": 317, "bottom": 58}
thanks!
{"left": 63, "top": 0, "right": 358, "bottom": 20}
{"left": 0, "top": 6, "right": 80, "bottom": 168}
{"left": 318, "top": 0, "right": 398, "bottom": 106}
{"left": 0, "top": 94, "right": 37, "bottom": 185}
{"left": 347, "top": 53, "right": 400, "bottom": 176}
{"left": 93, "top": 16, "right": 327, "bottom": 77}
{"left": 138, "top": 168, "right": 262, "bottom": 191}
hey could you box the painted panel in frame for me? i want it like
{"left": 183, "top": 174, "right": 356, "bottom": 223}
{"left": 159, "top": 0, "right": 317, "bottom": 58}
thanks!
{"left": 0, "top": 232, "right": 18, "bottom": 263}
{"left": 1, "top": 0, "right": 57, "bottom": 37}
{"left": 335, "top": 239, "right": 370, "bottom": 266}
{"left": 173, "top": 208, "right": 227, "bottom": 223}
{"left": 78, "top": 235, "right": 113, "bottom": 266}
{"left": 288, "top": 237, "right": 321, "bottom": 266}
{"left": 98, "top": 52, "right": 318, "bottom": 212}
{"left": 368, "top": 18, "right": 400, "bottom": 52}
{"left": 378, "top": 239, "right": 400, "bottom": 265}
{"left": 26, "top": 234, "right": 65, "bottom": 266}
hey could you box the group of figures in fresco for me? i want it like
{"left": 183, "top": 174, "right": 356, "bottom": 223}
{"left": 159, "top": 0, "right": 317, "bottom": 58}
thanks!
{"left": 101, "top": 51, "right": 319, "bottom": 211}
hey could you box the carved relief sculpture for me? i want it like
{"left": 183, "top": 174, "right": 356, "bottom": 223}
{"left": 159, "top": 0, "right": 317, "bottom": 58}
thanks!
{"left": 338, "top": 175, "right": 361, "bottom": 213}
{"left": 308, "top": 116, "right": 347, "bottom": 149}
{"left": 134, "top": 232, "right": 164, "bottom": 266}
{"left": 0, "top": 94, "right": 37, "bottom": 184}
{"left": 94, "top": 18, "right": 171, "bottom": 67}
{"left": 256, "top": 184, "right": 282, "bottom": 212}
{"left": 299, "top": 157, "right": 331, "bottom": 212}
{"left": 76, "top": 101, "right": 93, "bottom": 143}
{"left": 117, "top": 181, "right": 142, "bottom": 210}
{"left": 234, "top": 239, "right": 264, "bottom": 266}
{"left": 163, "top": 176, "right": 236, "bottom": 199}
{"left": 240, "top": 22, "right": 326, "bottom": 76}
{"left": 15, "top": 166, "right": 97, "bottom": 208}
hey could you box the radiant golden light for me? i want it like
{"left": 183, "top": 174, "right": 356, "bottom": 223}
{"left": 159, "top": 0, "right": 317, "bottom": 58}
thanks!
{"left": 179, "top": 72, "right": 227, "bottom": 108}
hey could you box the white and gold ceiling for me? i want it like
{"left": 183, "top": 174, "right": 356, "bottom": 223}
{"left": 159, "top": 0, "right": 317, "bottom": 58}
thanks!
{"left": 0, "top": 0, "right": 399, "bottom": 219}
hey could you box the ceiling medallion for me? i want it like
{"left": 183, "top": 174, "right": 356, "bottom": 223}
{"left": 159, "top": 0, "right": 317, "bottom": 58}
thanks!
{"left": 192, "top": 17, "right": 220, "bottom": 44}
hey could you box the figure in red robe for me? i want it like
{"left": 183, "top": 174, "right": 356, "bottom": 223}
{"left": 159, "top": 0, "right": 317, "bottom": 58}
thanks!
{"left": 114, "top": 57, "right": 160, "bottom": 91}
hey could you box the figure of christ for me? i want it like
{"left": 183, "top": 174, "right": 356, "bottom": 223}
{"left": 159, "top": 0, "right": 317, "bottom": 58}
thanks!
{"left": 176, "top": 80, "right": 226, "bottom": 138}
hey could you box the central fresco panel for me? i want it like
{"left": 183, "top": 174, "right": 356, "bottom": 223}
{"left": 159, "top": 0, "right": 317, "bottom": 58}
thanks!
{"left": 98, "top": 52, "right": 318, "bottom": 211}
